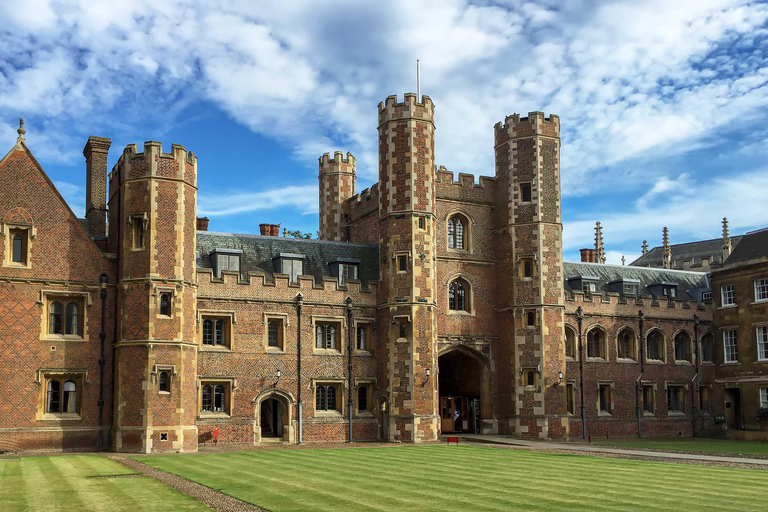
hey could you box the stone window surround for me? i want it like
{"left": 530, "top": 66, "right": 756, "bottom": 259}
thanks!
{"left": 597, "top": 380, "right": 614, "bottom": 416}
{"left": 565, "top": 379, "right": 576, "bottom": 415}
{"left": 197, "top": 377, "right": 236, "bottom": 418}
{"left": 755, "top": 322, "right": 768, "bottom": 362}
{"left": 720, "top": 326, "right": 739, "bottom": 364}
{"left": 128, "top": 212, "right": 148, "bottom": 251}
{"left": 447, "top": 275, "right": 473, "bottom": 316}
{"left": 311, "top": 315, "right": 346, "bottom": 353}
{"left": 641, "top": 381, "right": 657, "bottom": 417}
{"left": 446, "top": 210, "right": 472, "bottom": 253}
{"left": 615, "top": 326, "right": 639, "bottom": 362}
{"left": 516, "top": 253, "right": 537, "bottom": 281}
{"left": 312, "top": 378, "right": 346, "bottom": 416}
{"left": 353, "top": 377, "right": 376, "bottom": 416}
{"left": 154, "top": 285, "right": 176, "bottom": 318}
{"left": 152, "top": 364, "right": 177, "bottom": 395}
{"left": 644, "top": 328, "right": 667, "bottom": 364}
{"left": 38, "top": 290, "right": 91, "bottom": 342}
{"left": 35, "top": 369, "right": 88, "bottom": 421}
{"left": 354, "top": 318, "right": 375, "bottom": 354}
{"left": 564, "top": 324, "right": 578, "bottom": 361}
{"left": 672, "top": 328, "right": 694, "bottom": 365}
{"left": 754, "top": 277, "right": 768, "bottom": 303}
{"left": 263, "top": 312, "right": 290, "bottom": 352}
{"left": 664, "top": 381, "right": 688, "bottom": 415}
{"left": 585, "top": 324, "right": 609, "bottom": 362}
{"left": 2, "top": 221, "right": 36, "bottom": 269}
{"left": 197, "top": 310, "right": 237, "bottom": 351}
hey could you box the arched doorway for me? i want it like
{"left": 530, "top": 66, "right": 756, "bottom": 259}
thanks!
{"left": 252, "top": 389, "right": 295, "bottom": 444}
{"left": 438, "top": 347, "right": 489, "bottom": 434}
{"left": 260, "top": 398, "right": 283, "bottom": 438}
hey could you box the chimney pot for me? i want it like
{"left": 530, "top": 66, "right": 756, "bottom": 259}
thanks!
{"left": 259, "top": 223, "right": 281, "bottom": 236}
{"left": 196, "top": 217, "right": 209, "bottom": 231}
{"left": 580, "top": 248, "right": 597, "bottom": 263}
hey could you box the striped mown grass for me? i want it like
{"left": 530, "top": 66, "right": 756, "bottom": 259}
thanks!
{"left": 0, "top": 455, "right": 208, "bottom": 512}
{"left": 137, "top": 445, "right": 768, "bottom": 511}
{"left": 590, "top": 437, "right": 768, "bottom": 457}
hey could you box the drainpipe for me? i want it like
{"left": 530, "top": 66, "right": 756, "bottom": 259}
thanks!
{"left": 296, "top": 293, "right": 303, "bottom": 444}
{"left": 691, "top": 314, "right": 700, "bottom": 434}
{"left": 346, "top": 297, "right": 354, "bottom": 443}
{"left": 576, "top": 306, "right": 586, "bottom": 439}
{"left": 97, "top": 273, "right": 108, "bottom": 450}
{"left": 636, "top": 310, "right": 645, "bottom": 438}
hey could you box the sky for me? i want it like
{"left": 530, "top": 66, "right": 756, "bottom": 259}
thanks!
{"left": 1, "top": 0, "right": 768, "bottom": 264}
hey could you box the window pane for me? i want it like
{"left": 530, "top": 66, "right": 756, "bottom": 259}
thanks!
{"left": 358, "top": 386, "right": 367, "bottom": 411}
{"left": 228, "top": 255, "right": 240, "bottom": 273}
{"left": 65, "top": 303, "right": 78, "bottom": 335}
{"left": 214, "top": 385, "right": 225, "bottom": 412}
{"left": 215, "top": 320, "right": 225, "bottom": 346}
{"left": 159, "top": 371, "right": 170, "bottom": 392}
{"left": 327, "top": 325, "right": 335, "bottom": 349}
{"left": 327, "top": 386, "right": 336, "bottom": 410}
{"left": 701, "top": 333, "right": 713, "bottom": 362}
{"left": 203, "top": 320, "right": 213, "bottom": 345}
{"left": 455, "top": 219, "right": 464, "bottom": 249}
{"left": 448, "top": 219, "right": 455, "bottom": 249}
{"left": 756, "top": 279, "right": 768, "bottom": 302}
{"left": 316, "top": 386, "right": 325, "bottom": 410}
{"left": 49, "top": 302, "right": 62, "bottom": 334}
{"left": 160, "top": 294, "right": 171, "bottom": 316}
{"left": 268, "top": 321, "right": 279, "bottom": 347}
{"left": 758, "top": 326, "right": 768, "bottom": 361}
{"left": 357, "top": 326, "right": 365, "bottom": 351}
{"left": 12, "top": 234, "right": 23, "bottom": 263}
{"left": 457, "top": 282, "right": 465, "bottom": 311}
{"left": 202, "top": 385, "right": 212, "bottom": 411}
{"left": 47, "top": 380, "right": 60, "bottom": 413}
{"left": 316, "top": 325, "right": 324, "bottom": 349}
{"left": 63, "top": 380, "right": 76, "bottom": 413}
{"left": 449, "top": 283, "right": 456, "bottom": 310}
{"left": 723, "top": 330, "right": 738, "bottom": 362}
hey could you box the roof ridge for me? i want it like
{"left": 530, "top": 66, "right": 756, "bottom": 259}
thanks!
{"left": 198, "top": 231, "right": 378, "bottom": 248}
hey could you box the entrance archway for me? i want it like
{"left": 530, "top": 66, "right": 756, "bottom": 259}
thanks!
{"left": 252, "top": 389, "right": 295, "bottom": 444}
{"left": 438, "top": 347, "right": 490, "bottom": 434}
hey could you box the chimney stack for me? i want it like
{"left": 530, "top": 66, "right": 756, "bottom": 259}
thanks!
{"left": 259, "top": 223, "right": 281, "bottom": 236}
{"left": 196, "top": 217, "right": 209, "bottom": 231}
{"left": 83, "top": 136, "right": 111, "bottom": 238}
{"left": 580, "top": 248, "right": 597, "bottom": 263}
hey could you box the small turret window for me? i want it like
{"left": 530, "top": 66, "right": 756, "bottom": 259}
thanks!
{"left": 6, "top": 227, "right": 30, "bottom": 266}
{"left": 521, "top": 183, "right": 532, "bottom": 202}
{"left": 447, "top": 215, "right": 468, "bottom": 250}
{"left": 159, "top": 293, "right": 172, "bottom": 316}
{"left": 448, "top": 278, "right": 470, "bottom": 312}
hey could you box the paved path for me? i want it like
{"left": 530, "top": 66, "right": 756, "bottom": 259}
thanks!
{"left": 461, "top": 435, "right": 768, "bottom": 465}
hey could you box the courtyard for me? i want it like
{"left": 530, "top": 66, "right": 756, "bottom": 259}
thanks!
{"left": 3, "top": 444, "right": 768, "bottom": 511}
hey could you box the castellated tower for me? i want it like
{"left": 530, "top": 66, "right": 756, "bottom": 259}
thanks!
{"left": 494, "top": 112, "right": 566, "bottom": 439}
{"left": 318, "top": 151, "right": 356, "bottom": 241}
{"left": 377, "top": 94, "right": 439, "bottom": 442}
{"left": 107, "top": 141, "right": 199, "bottom": 453}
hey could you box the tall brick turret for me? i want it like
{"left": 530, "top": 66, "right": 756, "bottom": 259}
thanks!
{"left": 494, "top": 112, "right": 566, "bottom": 439}
{"left": 108, "top": 141, "right": 198, "bottom": 453}
{"left": 376, "top": 94, "right": 438, "bottom": 443}
{"left": 318, "top": 151, "right": 356, "bottom": 241}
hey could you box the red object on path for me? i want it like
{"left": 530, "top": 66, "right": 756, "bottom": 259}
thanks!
{"left": 446, "top": 436, "right": 459, "bottom": 445}
{"left": 214, "top": 426, "right": 219, "bottom": 446}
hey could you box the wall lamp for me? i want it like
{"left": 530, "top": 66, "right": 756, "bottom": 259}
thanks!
{"left": 273, "top": 369, "right": 281, "bottom": 389}
{"left": 554, "top": 371, "right": 563, "bottom": 387}
{"left": 422, "top": 368, "right": 431, "bottom": 387}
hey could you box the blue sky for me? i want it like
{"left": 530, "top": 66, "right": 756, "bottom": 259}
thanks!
{"left": 2, "top": 0, "right": 768, "bottom": 264}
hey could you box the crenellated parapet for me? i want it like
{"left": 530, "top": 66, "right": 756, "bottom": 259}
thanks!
{"left": 565, "top": 290, "right": 713, "bottom": 314}
{"left": 435, "top": 166, "right": 496, "bottom": 204}
{"left": 378, "top": 93, "right": 435, "bottom": 126}
{"left": 494, "top": 112, "right": 560, "bottom": 145}
{"left": 110, "top": 141, "right": 197, "bottom": 187}
{"left": 318, "top": 151, "right": 356, "bottom": 242}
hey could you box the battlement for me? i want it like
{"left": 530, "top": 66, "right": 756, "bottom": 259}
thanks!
{"left": 435, "top": 166, "right": 496, "bottom": 204}
{"left": 110, "top": 141, "right": 197, "bottom": 185}
{"left": 566, "top": 290, "right": 712, "bottom": 314}
{"left": 318, "top": 151, "right": 356, "bottom": 175}
{"left": 494, "top": 112, "right": 560, "bottom": 142}
{"left": 378, "top": 93, "right": 435, "bottom": 125}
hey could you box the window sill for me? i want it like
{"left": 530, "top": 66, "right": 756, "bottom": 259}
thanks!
{"left": 718, "top": 304, "right": 737, "bottom": 309}
{"left": 131, "top": 247, "right": 146, "bottom": 252}
{"left": 447, "top": 310, "right": 473, "bottom": 317}
{"left": 722, "top": 361, "right": 740, "bottom": 365}
{"left": 314, "top": 410, "right": 342, "bottom": 418}
{"left": 752, "top": 299, "right": 768, "bottom": 305}
{"left": 198, "top": 412, "right": 231, "bottom": 419}
{"left": 3, "top": 262, "right": 31, "bottom": 269}
{"left": 355, "top": 350, "right": 374, "bottom": 357}
{"left": 616, "top": 358, "right": 637, "bottom": 364}
{"left": 668, "top": 412, "right": 686, "bottom": 417}
{"left": 674, "top": 360, "right": 693, "bottom": 365}
{"left": 200, "top": 345, "right": 232, "bottom": 352}
{"left": 159, "top": 391, "right": 171, "bottom": 395}
{"left": 586, "top": 357, "right": 608, "bottom": 363}
{"left": 43, "top": 334, "right": 85, "bottom": 342}
{"left": 355, "top": 411, "right": 375, "bottom": 419}
{"left": 314, "top": 348, "right": 342, "bottom": 355}
{"left": 523, "top": 385, "right": 539, "bottom": 392}
{"left": 41, "top": 413, "right": 82, "bottom": 421}
{"left": 598, "top": 411, "right": 612, "bottom": 417}
{"left": 646, "top": 359, "right": 666, "bottom": 365}
{"left": 266, "top": 347, "right": 285, "bottom": 354}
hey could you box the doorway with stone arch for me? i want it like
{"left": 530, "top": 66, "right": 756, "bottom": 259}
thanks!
{"left": 438, "top": 346, "right": 492, "bottom": 434}
{"left": 252, "top": 389, "right": 295, "bottom": 444}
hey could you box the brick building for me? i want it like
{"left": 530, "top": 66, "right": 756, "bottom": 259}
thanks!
{"left": 1, "top": 93, "right": 748, "bottom": 454}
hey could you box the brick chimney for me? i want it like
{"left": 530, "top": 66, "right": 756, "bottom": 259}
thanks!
{"left": 580, "top": 248, "right": 597, "bottom": 263}
{"left": 196, "top": 217, "right": 209, "bottom": 231}
{"left": 259, "top": 223, "right": 281, "bottom": 236}
{"left": 83, "top": 136, "right": 111, "bottom": 238}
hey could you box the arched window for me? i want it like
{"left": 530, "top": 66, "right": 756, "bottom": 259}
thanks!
{"left": 449, "top": 278, "right": 469, "bottom": 312}
{"left": 202, "top": 385, "right": 212, "bottom": 411}
{"left": 12, "top": 234, "right": 23, "bottom": 263}
{"left": 62, "top": 380, "right": 77, "bottom": 413}
{"left": 701, "top": 333, "right": 714, "bottom": 362}
{"left": 587, "top": 328, "right": 605, "bottom": 359}
{"left": 214, "top": 385, "right": 226, "bottom": 412}
{"left": 203, "top": 320, "right": 213, "bottom": 345}
{"left": 159, "top": 293, "right": 171, "bottom": 316}
{"left": 674, "top": 331, "right": 691, "bottom": 362}
{"left": 65, "top": 303, "right": 78, "bottom": 335}
{"left": 447, "top": 214, "right": 469, "bottom": 250}
{"left": 49, "top": 302, "right": 63, "bottom": 335}
{"left": 617, "top": 328, "right": 636, "bottom": 360}
{"left": 159, "top": 371, "right": 170, "bottom": 392}
{"left": 647, "top": 330, "right": 664, "bottom": 361}
{"left": 565, "top": 326, "right": 576, "bottom": 359}
{"left": 358, "top": 386, "right": 368, "bottom": 412}
{"left": 47, "top": 380, "right": 60, "bottom": 413}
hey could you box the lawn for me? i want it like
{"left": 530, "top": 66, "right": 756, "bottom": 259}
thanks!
{"left": 0, "top": 455, "right": 208, "bottom": 512}
{"left": 137, "top": 445, "right": 768, "bottom": 512}
{"left": 591, "top": 437, "right": 768, "bottom": 457}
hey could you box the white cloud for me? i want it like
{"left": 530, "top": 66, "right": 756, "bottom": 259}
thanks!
{"left": 198, "top": 185, "right": 318, "bottom": 216}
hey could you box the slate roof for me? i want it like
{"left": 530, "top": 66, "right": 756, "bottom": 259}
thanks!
{"left": 564, "top": 261, "right": 709, "bottom": 300}
{"left": 722, "top": 228, "right": 768, "bottom": 266}
{"left": 630, "top": 236, "right": 742, "bottom": 268}
{"left": 196, "top": 231, "right": 379, "bottom": 288}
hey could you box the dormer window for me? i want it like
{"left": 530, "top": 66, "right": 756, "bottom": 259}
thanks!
{"left": 662, "top": 285, "right": 676, "bottom": 298}
{"left": 330, "top": 258, "right": 360, "bottom": 287}
{"left": 582, "top": 280, "right": 597, "bottom": 294}
{"left": 623, "top": 283, "right": 637, "bottom": 296}
{"left": 212, "top": 249, "right": 242, "bottom": 278}
{"left": 273, "top": 253, "right": 305, "bottom": 284}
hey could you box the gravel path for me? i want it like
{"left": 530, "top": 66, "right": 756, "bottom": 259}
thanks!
{"left": 110, "top": 456, "right": 267, "bottom": 512}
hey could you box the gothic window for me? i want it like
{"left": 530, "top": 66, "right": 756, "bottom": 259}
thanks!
{"left": 65, "top": 303, "right": 79, "bottom": 336}
{"left": 700, "top": 333, "right": 714, "bottom": 363}
{"left": 587, "top": 328, "right": 606, "bottom": 359}
{"left": 646, "top": 330, "right": 664, "bottom": 361}
{"left": 159, "top": 371, "right": 170, "bottom": 393}
{"left": 268, "top": 320, "right": 280, "bottom": 348}
{"left": 44, "top": 376, "right": 81, "bottom": 415}
{"left": 159, "top": 293, "right": 171, "bottom": 317}
{"left": 449, "top": 278, "right": 470, "bottom": 312}
{"left": 12, "top": 234, "right": 23, "bottom": 263}
{"left": 674, "top": 331, "right": 691, "bottom": 362}
{"left": 617, "top": 328, "right": 636, "bottom": 360}
{"left": 131, "top": 215, "right": 145, "bottom": 250}
{"left": 447, "top": 214, "right": 469, "bottom": 250}
{"left": 49, "top": 301, "right": 63, "bottom": 335}
{"left": 565, "top": 326, "right": 576, "bottom": 359}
